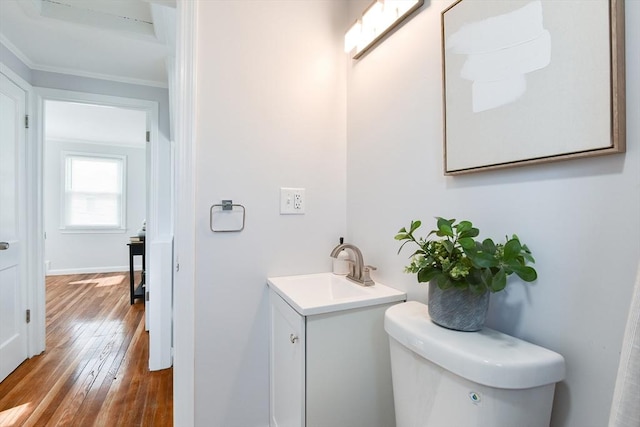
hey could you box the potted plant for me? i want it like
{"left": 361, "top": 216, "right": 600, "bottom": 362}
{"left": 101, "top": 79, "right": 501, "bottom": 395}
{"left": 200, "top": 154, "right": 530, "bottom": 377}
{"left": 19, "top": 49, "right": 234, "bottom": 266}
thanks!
{"left": 395, "top": 217, "right": 537, "bottom": 331}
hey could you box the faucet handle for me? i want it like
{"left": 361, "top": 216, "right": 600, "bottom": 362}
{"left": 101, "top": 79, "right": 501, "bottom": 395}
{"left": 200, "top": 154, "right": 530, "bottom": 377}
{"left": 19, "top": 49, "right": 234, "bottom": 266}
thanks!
{"left": 361, "top": 265, "right": 377, "bottom": 286}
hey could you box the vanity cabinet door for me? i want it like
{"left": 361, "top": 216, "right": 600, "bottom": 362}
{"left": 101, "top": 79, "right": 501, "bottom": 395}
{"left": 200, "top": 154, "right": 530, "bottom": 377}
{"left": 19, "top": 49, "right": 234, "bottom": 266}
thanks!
{"left": 270, "top": 291, "right": 306, "bottom": 427}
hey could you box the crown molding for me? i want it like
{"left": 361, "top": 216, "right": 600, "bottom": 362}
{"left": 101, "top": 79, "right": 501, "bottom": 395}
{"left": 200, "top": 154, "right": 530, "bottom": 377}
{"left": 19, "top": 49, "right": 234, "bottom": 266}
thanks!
{"left": 32, "top": 63, "right": 168, "bottom": 88}
{"left": 0, "top": 33, "right": 36, "bottom": 68}
{"left": 0, "top": 34, "right": 168, "bottom": 88}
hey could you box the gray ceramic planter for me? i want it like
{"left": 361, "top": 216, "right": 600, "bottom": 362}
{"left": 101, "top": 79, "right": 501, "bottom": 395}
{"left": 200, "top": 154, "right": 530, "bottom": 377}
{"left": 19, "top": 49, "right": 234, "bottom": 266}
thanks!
{"left": 428, "top": 282, "right": 489, "bottom": 332}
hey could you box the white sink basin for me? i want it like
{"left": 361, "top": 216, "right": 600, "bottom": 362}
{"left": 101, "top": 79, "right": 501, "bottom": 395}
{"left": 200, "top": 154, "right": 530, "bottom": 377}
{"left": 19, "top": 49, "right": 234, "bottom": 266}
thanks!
{"left": 267, "top": 273, "right": 406, "bottom": 316}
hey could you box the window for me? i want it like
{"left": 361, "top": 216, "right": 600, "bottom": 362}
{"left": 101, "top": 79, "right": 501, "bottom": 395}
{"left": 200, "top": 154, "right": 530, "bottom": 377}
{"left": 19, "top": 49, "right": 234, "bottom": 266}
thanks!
{"left": 62, "top": 153, "right": 126, "bottom": 230}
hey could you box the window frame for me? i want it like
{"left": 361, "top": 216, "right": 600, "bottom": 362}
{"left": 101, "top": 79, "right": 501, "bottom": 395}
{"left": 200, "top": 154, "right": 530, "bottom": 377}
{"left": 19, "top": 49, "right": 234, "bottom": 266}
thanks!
{"left": 60, "top": 151, "right": 127, "bottom": 233}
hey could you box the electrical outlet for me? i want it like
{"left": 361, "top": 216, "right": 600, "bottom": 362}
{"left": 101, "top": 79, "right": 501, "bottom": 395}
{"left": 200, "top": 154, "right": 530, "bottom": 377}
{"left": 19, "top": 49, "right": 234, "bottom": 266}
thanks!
{"left": 280, "top": 187, "right": 305, "bottom": 214}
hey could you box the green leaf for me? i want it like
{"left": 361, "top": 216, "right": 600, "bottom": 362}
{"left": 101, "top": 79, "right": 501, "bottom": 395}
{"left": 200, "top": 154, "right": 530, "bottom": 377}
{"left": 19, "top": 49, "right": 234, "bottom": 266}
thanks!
{"left": 470, "top": 251, "right": 498, "bottom": 268}
{"left": 462, "top": 244, "right": 478, "bottom": 258}
{"left": 436, "top": 274, "right": 454, "bottom": 290}
{"left": 451, "top": 279, "right": 468, "bottom": 290}
{"left": 417, "top": 267, "right": 440, "bottom": 283}
{"left": 468, "top": 282, "right": 486, "bottom": 295}
{"left": 394, "top": 233, "right": 409, "bottom": 240}
{"left": 465, "top": 269, "right": 482, "bottom": 287}
{"left": 480, "top": 268, "right": 493, "bottom": 289}
{"left": 489, "top": 268, "right": 506, "bottom": 292}
{"left": 410, "top": 249, "right": 425, "bottom": 257}
{"left": 482, "top": 238, "right": 496, "bottom": 253}
{"left": 436, "top": 217, "right": 454, "bottom": 237}
{"left": 455, "top": 220, "right": 472, "bottom": 233}
{"left": 459, "top": 228, "right": 480, "bottom": 239}
{"left": 511, "top": 265, "right": 538, "bottom": 282}
{"left": 520, "top": 244, "right": 535, "bottom": 263}
{"left": 458, "top": 237, "right": 476, "bottom": 250}
{"left": 409, "top": 220, "right": 422, "bottom": 233}
{"left": 503, "top": 238, "right": 522, "bottom": 261}
{"left": 441, "top": 240, "right": 454, "bottom": 254}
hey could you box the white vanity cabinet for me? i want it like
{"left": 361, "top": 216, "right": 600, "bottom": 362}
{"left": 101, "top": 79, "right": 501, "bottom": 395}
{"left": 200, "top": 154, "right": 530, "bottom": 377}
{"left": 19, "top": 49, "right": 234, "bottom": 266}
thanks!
{"left": 268, "top": 273, "right": 406, "bottom": 427}
{"left": 270, "top": 290, "right": 306, "bottom": 427}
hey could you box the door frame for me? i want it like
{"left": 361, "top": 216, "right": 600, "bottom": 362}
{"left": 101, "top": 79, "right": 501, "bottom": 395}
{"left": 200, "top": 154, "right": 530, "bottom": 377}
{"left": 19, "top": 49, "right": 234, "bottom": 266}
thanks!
{"left": 173, "top": 0, "right": 197, "bottom": 423}
{"left": 33, "top": 87, "right": 171, "bottom": 369}
{"left": 0, "top": 63, "right": 42, "bottom": 358}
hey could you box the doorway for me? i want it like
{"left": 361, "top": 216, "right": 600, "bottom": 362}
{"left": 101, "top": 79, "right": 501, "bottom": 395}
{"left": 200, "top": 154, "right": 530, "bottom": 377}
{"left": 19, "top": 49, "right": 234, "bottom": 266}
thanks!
{"left": 43, "top": 100, "right": 148, "bottom": 278}
{"left": 34, "top": 87, "right": 173, "bottom": 371}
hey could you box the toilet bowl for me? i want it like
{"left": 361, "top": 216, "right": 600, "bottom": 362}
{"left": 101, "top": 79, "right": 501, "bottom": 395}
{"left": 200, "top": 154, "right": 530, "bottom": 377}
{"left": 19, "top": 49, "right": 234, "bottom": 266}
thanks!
{"left": 385, "top": 301, "right": 565, "bottom": 427}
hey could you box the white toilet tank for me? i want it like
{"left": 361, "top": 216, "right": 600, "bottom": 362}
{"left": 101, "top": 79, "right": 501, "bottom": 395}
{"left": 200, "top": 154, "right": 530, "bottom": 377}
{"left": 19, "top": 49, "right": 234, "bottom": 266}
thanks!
{"left": 385, "top": 301, "right": 565, "bottom": 427}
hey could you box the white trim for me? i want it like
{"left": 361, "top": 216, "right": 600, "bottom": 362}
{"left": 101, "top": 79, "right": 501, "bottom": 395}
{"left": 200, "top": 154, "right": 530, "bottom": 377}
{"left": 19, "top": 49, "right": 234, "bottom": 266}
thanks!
{"left": 37, "top": 88, "right": 158, "bottom": 112}
{"left": 47, "top": 265, "right": 143, "bottom": 276}
{"left": 166, "top": 56, "right": 176, "bottom": 142}
{"left": 173, "top": 0, "right": 197, "bottom": 424}
{"left": 0, "top": 62, "right": 45, "bottom": 358}
{"left": 59, "top": 151, "right": 127, "bottom": 231}
{"left": 32, "top": 63, "right": 168, "bottom": 89}
{"left": 146, "top": 74, "right": 173, "bottom": 370}
{"left": 0, "top": 64, "right": 30, "bottom": 94}
{"left": 0, "top": 35, "right": 35, "bottom": 69}
{"left": 35, "top": 87, "right": 170, "bottom": 371}
{"left": 46, "top": 136, "right": 146, "bottom": 149}
{"left": 57, "top": 228, "right": 127, "bottom": 234}
{"left": 148, "top": 238, "right": 173, "bottom": 370}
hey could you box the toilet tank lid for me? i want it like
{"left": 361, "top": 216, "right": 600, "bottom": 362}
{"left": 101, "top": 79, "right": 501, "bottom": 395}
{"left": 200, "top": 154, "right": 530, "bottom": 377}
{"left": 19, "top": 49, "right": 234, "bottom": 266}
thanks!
{"left": 384, "top": 301, "right": 565, "bottom": 389}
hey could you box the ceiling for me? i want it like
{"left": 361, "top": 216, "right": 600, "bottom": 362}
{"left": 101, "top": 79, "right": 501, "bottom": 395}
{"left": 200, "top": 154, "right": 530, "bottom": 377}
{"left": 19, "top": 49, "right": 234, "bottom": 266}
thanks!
{"left": 0, "top": 0, "right": 175, "bottom": 87}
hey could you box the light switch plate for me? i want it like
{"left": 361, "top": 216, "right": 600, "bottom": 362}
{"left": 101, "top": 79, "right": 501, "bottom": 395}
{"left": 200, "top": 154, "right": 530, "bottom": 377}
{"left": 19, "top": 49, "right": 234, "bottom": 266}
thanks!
{"left": 280, "top": 187, "right": 305, "bottom": 214}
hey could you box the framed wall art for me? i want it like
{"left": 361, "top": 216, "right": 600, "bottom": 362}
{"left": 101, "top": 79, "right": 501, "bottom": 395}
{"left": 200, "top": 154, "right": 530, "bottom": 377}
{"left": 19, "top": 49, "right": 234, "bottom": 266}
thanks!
{"left": 441, "top": 0, "right": 625, "bottom": 175}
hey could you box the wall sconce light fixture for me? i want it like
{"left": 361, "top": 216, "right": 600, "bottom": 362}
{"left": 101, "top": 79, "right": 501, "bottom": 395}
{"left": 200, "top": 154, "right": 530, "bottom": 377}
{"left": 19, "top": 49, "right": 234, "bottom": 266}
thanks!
{"left": 344, "top": 0, "right": 424, "bottom": 59}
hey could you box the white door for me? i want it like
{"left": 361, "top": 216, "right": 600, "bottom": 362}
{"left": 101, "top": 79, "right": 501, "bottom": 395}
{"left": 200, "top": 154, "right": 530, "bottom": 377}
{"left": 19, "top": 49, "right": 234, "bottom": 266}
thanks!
{"left": 0, "top": 72, "right": 28, "bottom": 383}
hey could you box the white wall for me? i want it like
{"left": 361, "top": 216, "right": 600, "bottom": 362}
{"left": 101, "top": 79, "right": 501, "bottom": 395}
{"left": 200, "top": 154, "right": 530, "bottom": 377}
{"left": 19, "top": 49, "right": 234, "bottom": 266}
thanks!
{"left": 192, "top": 1, "right": 347, "bottom": 425}
{"left": 44, "top": 140, "right": 146, "bottom": 273}
{"left": 346, "top": 1, "right": 639, "bottom": 427}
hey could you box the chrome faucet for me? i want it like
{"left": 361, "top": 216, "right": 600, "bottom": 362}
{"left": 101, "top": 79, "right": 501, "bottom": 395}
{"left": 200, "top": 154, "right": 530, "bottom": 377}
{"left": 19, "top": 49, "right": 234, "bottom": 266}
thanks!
{"left": 330, "top": 243, "right": 377, "bottom": 286}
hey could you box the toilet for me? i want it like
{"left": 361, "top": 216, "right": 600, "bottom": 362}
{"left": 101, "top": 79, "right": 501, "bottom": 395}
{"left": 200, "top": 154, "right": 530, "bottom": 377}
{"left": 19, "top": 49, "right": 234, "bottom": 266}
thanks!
{"left": 385, "top": 301, "right": 565, "bottom": 427}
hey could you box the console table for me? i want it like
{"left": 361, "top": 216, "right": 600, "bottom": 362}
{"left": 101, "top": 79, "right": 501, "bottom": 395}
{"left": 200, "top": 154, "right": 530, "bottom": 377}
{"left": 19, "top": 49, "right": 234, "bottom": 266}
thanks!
{"left": 128, "top": 241, "right": 145, "bottom": 304}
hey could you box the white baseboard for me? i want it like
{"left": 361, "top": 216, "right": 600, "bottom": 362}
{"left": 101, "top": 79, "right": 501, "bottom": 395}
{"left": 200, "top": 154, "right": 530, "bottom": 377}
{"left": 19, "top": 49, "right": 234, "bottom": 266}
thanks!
{"left": 46, "top": 265, "right": 143, "bottom": 276}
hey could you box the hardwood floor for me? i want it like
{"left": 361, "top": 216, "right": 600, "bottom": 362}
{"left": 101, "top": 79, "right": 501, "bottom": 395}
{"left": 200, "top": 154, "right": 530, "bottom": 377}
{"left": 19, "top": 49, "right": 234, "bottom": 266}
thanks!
{"left": 0, "top": 272, "right": 173, "bottom": 427}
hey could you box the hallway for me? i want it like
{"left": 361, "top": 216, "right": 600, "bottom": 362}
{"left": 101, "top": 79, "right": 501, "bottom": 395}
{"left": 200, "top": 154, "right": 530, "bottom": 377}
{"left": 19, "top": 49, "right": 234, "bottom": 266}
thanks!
{"left": 0, "top": 272, "right": 172, "bottom": 426}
